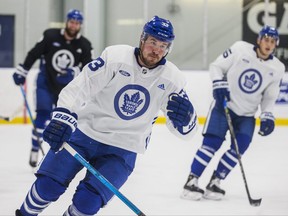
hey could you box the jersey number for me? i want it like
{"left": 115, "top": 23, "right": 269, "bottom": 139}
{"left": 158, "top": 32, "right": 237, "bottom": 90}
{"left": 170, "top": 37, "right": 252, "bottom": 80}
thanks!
{"left": 88, "top": 57, "right": 105, "bottom": 71}
{"left": 223, "top": 48, "right": 232, "bottom": 58}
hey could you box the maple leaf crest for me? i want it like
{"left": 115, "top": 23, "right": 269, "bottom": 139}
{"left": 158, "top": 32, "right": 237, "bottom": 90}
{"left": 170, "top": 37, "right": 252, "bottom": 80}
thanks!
{"left": 57, "top": 54, "right": 71, "bottom": 69}
{"left": 244, "top": 74, "right": 258, "bottom": 89}
{"left": 121, "top": 92, "right": 143, "bottom": 115}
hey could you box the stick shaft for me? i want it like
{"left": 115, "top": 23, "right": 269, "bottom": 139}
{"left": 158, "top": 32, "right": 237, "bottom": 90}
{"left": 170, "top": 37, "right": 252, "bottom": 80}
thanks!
{"left": 20, "top": 85, "right": 45, "bottom": 156}
{"left": 223, "top": 99, "right": 261, "bottom": 206}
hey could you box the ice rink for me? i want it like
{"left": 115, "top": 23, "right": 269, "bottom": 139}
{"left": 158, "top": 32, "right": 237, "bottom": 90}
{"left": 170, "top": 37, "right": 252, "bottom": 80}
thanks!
{"left": 0, "top": 124, "right": 287, "bottom": 215}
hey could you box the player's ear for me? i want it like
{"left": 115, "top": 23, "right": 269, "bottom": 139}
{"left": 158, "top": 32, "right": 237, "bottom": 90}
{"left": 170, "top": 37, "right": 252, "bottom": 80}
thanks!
{"left": 256, "top": 38, "right": 261, "bottom": 46}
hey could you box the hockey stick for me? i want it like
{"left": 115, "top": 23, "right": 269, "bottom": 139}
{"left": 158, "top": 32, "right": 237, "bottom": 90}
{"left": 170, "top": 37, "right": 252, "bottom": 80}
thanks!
{"left": 63, "top": 142, "right": 146, "bottom": 216}
{"left": 20, "top": 85, "right": 45, "bottom": 156}
{"left": 223, "top": 99, "right": 262, "bottom": 207}
{"left": 0, "top": 116, "right": 10, "bottom": 121}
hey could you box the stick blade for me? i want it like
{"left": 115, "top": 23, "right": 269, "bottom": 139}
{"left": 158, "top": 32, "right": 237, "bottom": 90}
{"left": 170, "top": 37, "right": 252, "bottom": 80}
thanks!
{"left": 0, "top": 116, "right": 10, "bottom": 121}
{"left": 250, "top": 198, "right": 262, "bottom": 207}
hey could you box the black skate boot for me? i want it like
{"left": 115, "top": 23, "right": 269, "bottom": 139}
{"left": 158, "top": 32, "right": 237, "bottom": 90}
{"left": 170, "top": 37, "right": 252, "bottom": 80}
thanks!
{"left": 29, "top": 149, "right": 39, "bottom": 167}
{"left": 204, "top": 172, "right": 225, "bottom": 200}
{"left": 15, "top": 209, "right": 23, "bottom": 216}
{"left": 181, "top": 174, "right": 204, "bottom": 201}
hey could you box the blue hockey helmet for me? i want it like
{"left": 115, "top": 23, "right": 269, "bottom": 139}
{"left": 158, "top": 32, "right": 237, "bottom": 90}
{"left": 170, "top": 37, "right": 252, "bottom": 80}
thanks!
{"left": 142, "top": 16, "right": 175, "bottom": 43}
{"left": 258, "top": 25, "right": 279, "bottom": 45}
{"left": 67, "top": 9, "right": 83, "bottom": 24}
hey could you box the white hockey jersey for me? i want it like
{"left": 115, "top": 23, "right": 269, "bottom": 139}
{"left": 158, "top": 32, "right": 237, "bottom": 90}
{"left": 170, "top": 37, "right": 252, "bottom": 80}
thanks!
{"left": 210, "top": 41, "right": 285, "bottom": 116}
{"left": 57, "top": 45, "right": 197, "bottom": 153}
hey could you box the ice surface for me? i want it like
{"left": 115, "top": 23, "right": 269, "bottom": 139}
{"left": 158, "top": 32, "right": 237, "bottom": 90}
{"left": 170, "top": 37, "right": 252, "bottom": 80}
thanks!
{"left": 0, "top": 124, "right": 287, "bottom": 215}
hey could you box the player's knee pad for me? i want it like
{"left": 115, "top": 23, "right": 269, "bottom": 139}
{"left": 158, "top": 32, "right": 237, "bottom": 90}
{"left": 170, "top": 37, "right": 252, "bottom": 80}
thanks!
{"left": 72, "top": 181, "right": 103, "bottom": 215}
{"left": 202, "top": 134, "right": 224, "bottom": 153}
{"left": 35, "top": 175, "right": 66, "bottom": 201}
{"left": 232, "top": 133, "right": 251, "bottom": 155}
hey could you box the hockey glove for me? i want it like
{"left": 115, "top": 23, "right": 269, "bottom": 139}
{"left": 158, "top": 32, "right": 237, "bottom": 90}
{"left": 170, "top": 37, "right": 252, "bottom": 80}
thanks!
{"left": 213, "top": 80, "right": 230, "bottom": 108}
{"left": 167, "top": 93, "right": 194, "bottom": 128}
{"left": 13, "top": 64, "right": 29, "bottom": 85}
{"left": 43, "top": 107, "right": 78, "bottom": 152}
{"left": 56, "top": 67, "right": 80, "bottom": 85}
{"left": 259, "top": 112, "right": 275, "bottom": 136}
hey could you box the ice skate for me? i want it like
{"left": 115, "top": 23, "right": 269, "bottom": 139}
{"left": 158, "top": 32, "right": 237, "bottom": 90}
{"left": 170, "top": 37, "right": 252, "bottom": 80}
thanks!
{"left": 15, "top": 209, "right": 23, "bottom": 216}
{"left": 29, "top": 149, "right": 39, "bottom": 167}
{"left": 181, "top": 174, "right": 204, "bottom": 201}
{"left": 204, "top": 172, "right": 225, "bottom": 200}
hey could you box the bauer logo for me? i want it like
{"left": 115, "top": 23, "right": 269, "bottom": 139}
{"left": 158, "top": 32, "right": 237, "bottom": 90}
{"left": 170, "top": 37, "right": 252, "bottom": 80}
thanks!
{"left": 54, "top": 113, "right": 77, "bottom": 128}
{"left": 276, "top": 81, "right": 288, "bottom": 104}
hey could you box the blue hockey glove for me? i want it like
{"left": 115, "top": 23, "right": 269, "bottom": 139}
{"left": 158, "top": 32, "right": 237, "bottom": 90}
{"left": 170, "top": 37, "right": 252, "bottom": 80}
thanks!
{"left": 167, "top": 94, "right": 194, "bottom": 128}
{"left": 212, "top": 80, "right": 230, "bottom": 107}
{"left": 258, "top": 112, "right": 275, "bottom": 136}
{"left": 13, "top": 64, "right": 29, "bottom": 85}
{"left": 43, "top": 107, "right": 78, "bottom": 152}
{"left": 56, "top": 67, "right": 80, "bottom": 85}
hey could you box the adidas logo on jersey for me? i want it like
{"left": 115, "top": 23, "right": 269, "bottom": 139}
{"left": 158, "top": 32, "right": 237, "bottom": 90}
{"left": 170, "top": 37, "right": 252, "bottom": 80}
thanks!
{"left": 157, "top": 84, "right": 165, "bottom": 90}
{"left": 242, "top": 58, "right": 249, "bottom": 63}
{"left": 269, "top": 72, "right": 274, "bottom": 76}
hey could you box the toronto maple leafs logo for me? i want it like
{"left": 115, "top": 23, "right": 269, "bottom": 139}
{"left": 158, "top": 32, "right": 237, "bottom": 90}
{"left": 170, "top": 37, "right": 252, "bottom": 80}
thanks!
{"left": 52, "top": 49, "right": 75, "bottom": 73}
{"left": 121, "top": 92, "right": 143, "bottom": 114}
{"left": 244, "top": 74, "right": 258, "bottom": 89}
{"left": 57, "top": 55, "right": 71, "bottom": 69}
{"left": 114, "top": 85, "right": 150, "bottom": 120}
{"left": 238, "top": 69, "right": 262, "bottom": 94}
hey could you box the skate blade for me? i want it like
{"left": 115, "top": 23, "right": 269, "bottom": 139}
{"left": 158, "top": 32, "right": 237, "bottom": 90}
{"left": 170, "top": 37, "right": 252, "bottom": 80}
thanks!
{"left": 203, "top": 190, "right": 224, "bottom": 200}
{"left": 181, "top": 189, "right": 203, "bottom": 201}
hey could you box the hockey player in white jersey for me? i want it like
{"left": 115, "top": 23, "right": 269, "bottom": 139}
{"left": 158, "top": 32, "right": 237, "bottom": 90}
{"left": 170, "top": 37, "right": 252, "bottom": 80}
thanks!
{"left": 181, "top": 25, "right": 285, "bottom": 201}
{"left": 15, "top": 16, "right": 198, "bottom": 216}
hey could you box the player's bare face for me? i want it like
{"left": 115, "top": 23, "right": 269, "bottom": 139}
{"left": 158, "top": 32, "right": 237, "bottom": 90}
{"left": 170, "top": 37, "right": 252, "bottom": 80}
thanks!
{"left": 139, "top": 36, "right": 169, "bottom": 68}
{"left": 257, "top": 36, "right": 277, "bottom": 59}
{"left": 65, "top": 20, "right": 81, "bottom": 39}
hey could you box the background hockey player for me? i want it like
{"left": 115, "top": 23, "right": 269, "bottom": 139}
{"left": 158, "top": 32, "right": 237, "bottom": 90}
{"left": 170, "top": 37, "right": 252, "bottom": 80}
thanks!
{"left": 181, "top": 25, "right": 284, "bottom": 201}
{"left": 15, "top": 15, "right": 198, "bottom": 216}
{"left": 12, "top": 9, "right": 94, "bottom": 167}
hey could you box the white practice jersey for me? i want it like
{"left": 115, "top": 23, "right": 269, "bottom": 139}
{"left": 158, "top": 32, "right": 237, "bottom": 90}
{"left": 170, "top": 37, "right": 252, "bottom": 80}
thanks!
{"left": 210, "top": 41, "right": 285, "bottom": 116}
{"left": 57, "top": 45, "right": 197, "bottom": 153}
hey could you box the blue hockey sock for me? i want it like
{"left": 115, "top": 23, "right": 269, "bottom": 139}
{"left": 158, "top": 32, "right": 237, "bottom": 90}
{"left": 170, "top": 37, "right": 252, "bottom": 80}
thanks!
{"left": 215, "top": 149, "right": 238, "bottom": 179}
{"left": 19, "top": 183, "right": 51, "bottom": 216}
{"left": 215, "top": 133, "right": 251, "bottom": 179}
{"left": 191, "top": 146, "right": 215, "bottom": 177}
{"left": 191, "top": 135, "right": 223, "bottom": 177}
{"left": 31, "top": 110, "right": 50, "bottom": 150}
{"left": 19, "top": 175, "right": 66, "bottom": 215}
{"left": 32, "top": 128, "right": 43, "bottom": 151}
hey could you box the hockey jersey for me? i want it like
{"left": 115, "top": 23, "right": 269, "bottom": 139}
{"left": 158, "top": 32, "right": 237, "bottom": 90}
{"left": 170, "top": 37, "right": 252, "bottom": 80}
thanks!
{"left": 23, "top": 28, "right": 93, "bottom": 95}
{"left": 57, "top": 45, "right": 197, "bottom": 153}
{"left": 210, "top": 41, "right": 285, "bottom": 116}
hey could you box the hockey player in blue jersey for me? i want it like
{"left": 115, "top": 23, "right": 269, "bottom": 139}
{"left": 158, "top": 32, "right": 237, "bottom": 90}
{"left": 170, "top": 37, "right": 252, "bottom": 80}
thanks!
{"left": 181, "top": 26, "right": 285, "bottom": 201}
{"left": 15, "top": 16, "right": 198, "bottom": 216}
{"left": 12, "top": 9, "right": 93, "bottom": 167}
